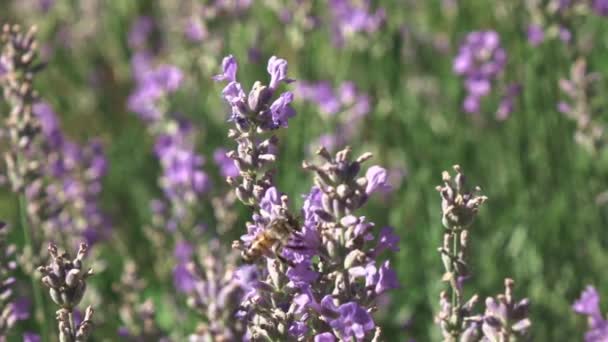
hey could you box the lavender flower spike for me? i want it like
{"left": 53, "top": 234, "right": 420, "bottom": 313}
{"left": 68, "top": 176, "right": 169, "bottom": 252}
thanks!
{"left": 38, "top": 243, "right": 94, "bottom": 341}
{"left": 482, "top": 278, "right": 531, "bottom": 341}
{"left": 435, "top": 165, "right": 487, "bottom": 341}
{"left": 573, "top": 286, "right": 608, "bottom": 341}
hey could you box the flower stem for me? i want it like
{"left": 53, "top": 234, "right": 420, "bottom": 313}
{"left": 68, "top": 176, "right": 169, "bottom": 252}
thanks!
{"left": 18, "top": 193, "right": 48, "bottom": 341}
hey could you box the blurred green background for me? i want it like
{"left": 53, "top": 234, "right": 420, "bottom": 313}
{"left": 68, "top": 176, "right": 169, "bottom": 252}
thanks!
{"left": 2, "top": 0, "right": 608, "bottom": 340}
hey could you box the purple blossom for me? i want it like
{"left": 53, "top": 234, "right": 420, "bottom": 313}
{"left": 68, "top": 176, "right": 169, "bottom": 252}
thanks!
{"left": 213, "top": 148, "right": 239, "bottom": 178}
{"left": 128, "top": 16, "right": 154, "bottom": 49}
{"left": 365, "top": 165, "right": 389, "bottom": 195}
{"left": 574, "top": 286, "right": 606, "bottom": 328}
{"left": 128, "top": 57, "right": 184, "bottom": 122}
{"left": 593, "top": 0, "right": 608, "bottom": 16}
{"left": 527, "top": 25, "right": 544, "bottom": 46}
{"left": 496, "top": 83, "right": 521, "bottom": 121}
{"left": 184, "top": 17, "right": 207, "bottom": 42}
{"left": 154, "top": 119, "right": 210, "bottom": 202}
{"left": 23, "top": 333, "right": 41, "bottom": 342}
{"left": 326, "top": 301, "right": 375, "bottom": 340}
{"left": 267, "top": 55, "right": 293, "bottom": 90}
{"left": 315, "top": 332, "right": 337, "bottom": 342}
{"left": 269, "top": 91, "right": 296, "bottom": 127}
{"left": 453, "top": 31, "right": 508, "bottom": 115}
{"left": 213, "top": 55, "right": 238, "bottom": 82}
{"left": 329, "top": 0, "right": 385, "bottom": 47}
{"left": 296, "top": 81, "right": 341, "bottom": 115}
{"left": 214, "top": 55, "right": 297, "bottom": 129}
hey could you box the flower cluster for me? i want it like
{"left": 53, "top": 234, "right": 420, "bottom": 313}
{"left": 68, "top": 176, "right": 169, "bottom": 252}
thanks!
{"left": 573, "top": 286, "right": 608, "bottom": 341}
{"left": 453, "top": 31, "right": 517, "bottom": 118}
{"left": 293, "top": 147, "right": 400, "bottom": 340}
{"left": 185, "top": 239, "right": 249, "bottom": 341}
{"left": 558, "top": 58, "right": 605, "bottom": 152}
{"left": 329, "top": 0, "right": 386, "bottom": 47}
{"left": 213, "top": 54, "right": 294, "bottom": 206}
{"left": 526, "top": 0, "right": 608, "bottom": 47}
{"left": 38, "top": 243, "right": 94, "bottom": 341}
{"left": 128, "top": 17, "right": 210, "bottom": 233}
{"left": 296, "top": 81, "right": 370, "bottom": 152}
{"left": 215, "top": 54, "right": 399, "bottom": 340}
{"left": 1, "top": 24, "right": 110, "bottom": 252}
{"left": 28, "top": 102, "right": 109, "bottom": 247}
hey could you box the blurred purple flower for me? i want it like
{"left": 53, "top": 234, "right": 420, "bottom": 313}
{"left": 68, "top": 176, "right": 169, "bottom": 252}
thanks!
{"left": 593, "top": 0, "right": 608, "bottom": 16}
{"left": 527, "top": 25, "right": 544, "bottom": 46}
{"left": 23, "top": 333, "right": 41, "bottom": 342}
{"left": 454, "top": 31, "right": 508, "bottom": 115}
{"left": 128, "top": 16, "right": 154, "bottom": 49}
{"left": 568, "top": 286, "right": 608, "bottom": 339}
{"left": 496, "top": 83, "right": 521, "bottom": 121}
{"left": 329, "top": 0, "right": 385, "bottom": 47}
{"left": 184, "top": 17, "right": 207, "bottom": 42}
{"left": 213, "top": 148, "right": 239, "bottom": 178}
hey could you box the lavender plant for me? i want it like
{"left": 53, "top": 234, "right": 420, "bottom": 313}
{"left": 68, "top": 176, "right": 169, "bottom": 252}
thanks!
{"left": 435, "top": 166, "right": 531, "bottom": 341}
{"left": 113, "top": 260, "right": 168, "bottom": 341}
{"left": 186, "top": 239, "right": 248, "bottom": 341}
{"left": 453, "top": 31, "right": 520, "bottom": 120}
{"left": 38, "top": 243, "right": 94, "bottom": 341}
{"left": 573, "top": 286, "right": 608, "bottom": 341}
{"left": 214, "top": 54, "right": 400, "bottom": 340}
{"left": 558, "top": 58, "right": 605, "bottom": 153}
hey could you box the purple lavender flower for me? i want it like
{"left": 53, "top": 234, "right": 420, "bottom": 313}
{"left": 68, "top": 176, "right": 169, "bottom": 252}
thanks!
{"left": 453, "top": 31, "right": 508, "bottom": 115}
{"left": 213, "top": 55, "right": 238, "bottom": 83}
{"left": 296, "top": 80, "right": 371, "bottom": 151}
{"left": 267, "top": 55, "right": 293, "bottom": 90}
{"left": 296, "top": 81, "right": 341, "bottom": 115}
{"left": 593, "top": 0, "right": 608, "bottom": 16}
{"left": 527, "top": 25, "right": 544, "bottom": 46}
{"left": 23, "top": 332, "right": 41, "bottom": 342}
{"left": 574, "top": 286, "right": 608, "bottom": 341}
{"left": 326, "top": 300, "right": 375, "bottom": 340}
{"left": 184, "top": 17, "right": 207, "bottom": 42}
{"left": 185, "top": 240, "right": 248, "bottom": 341}
{"left": 128, "top": 16, "right": 154, "bottom": 50}
{"left": 154, "top": 119, "right": 210, "bottom": 202}
{"left": 213, "top": 148, "right": 239, "bottom": 178}
{"left": 496, "top": 83, "right": 522, "bottom": 121}
{"left": 329, "top": 0, "right": 386, "bottom": 47}
{"left": 128, "top": 57, "right": 184, "bottom": 122}
{"left": 28, "top": 101, "right": 111, "bottom": 246}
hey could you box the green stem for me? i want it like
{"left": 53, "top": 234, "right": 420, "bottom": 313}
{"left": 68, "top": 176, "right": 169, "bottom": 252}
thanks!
{"left": 18, "top": 193, "right": 49, "bottom": 341}
{"left": 68, "top": 310, "right": 75, "bottom": 339}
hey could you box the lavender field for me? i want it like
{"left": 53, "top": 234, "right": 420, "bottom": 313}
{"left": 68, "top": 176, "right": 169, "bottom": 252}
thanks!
{"left": 1, "top": 1, "right": 608, "bottom": 341}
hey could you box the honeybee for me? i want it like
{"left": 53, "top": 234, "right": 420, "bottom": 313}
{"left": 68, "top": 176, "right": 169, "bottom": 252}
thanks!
{"left": 241, "top": 214, "right": 300, "bottom": 263}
